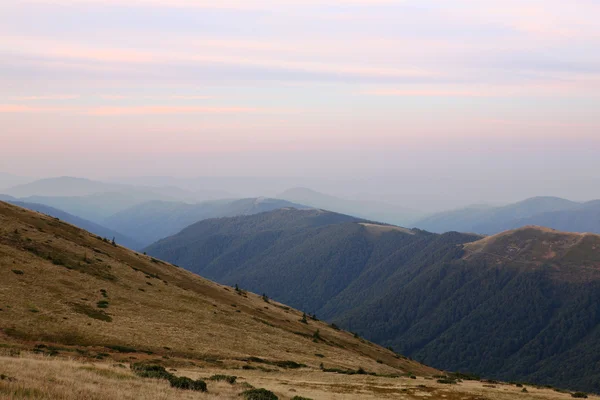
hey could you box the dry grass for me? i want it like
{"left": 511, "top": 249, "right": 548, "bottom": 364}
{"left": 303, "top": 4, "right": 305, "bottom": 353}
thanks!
{"left": 0, "top": 352, "right": 594, "bottom": 400}
{"left": 359, "top": 223, "right": 415, "bottom": 236}
{"left": 0, "top": 352, "right": 239, "bottom": 399}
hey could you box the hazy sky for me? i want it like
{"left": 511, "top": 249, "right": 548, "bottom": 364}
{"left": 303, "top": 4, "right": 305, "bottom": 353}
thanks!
{"left": 2, "top": 0, "right": 600, "bottom": 207}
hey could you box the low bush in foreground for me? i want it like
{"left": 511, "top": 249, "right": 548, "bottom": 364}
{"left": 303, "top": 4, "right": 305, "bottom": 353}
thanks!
{"left": 242, "top": 388, "right": 278, "bottom": 400}
{"left": 437, "top": 378, "right": 458, "bottom": 384}
{"left": 131, "top": 363, "right": 208, "bottom": 392}
{"left": 131, "top": 363, "right": 172, "bottom": 380}
{"left": 168, "top": 376, "right": 207, "bottom": 392}
{"left": 572, "top": 393, "right": 588, "bottom": 398}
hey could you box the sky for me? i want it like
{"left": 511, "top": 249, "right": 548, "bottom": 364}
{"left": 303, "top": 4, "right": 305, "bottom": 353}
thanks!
{"left": 1, "top": 0, "right": 600, "bottom": 209}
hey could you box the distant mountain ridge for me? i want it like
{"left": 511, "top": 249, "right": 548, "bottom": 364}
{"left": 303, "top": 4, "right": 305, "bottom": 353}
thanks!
{"left": 104, "top": 197, "right": 309, "bottom": 247}
{"left": 278, "top": 187, "right": 421, "bottom": 226}
{"left": 413, "top": 196, "right": 598, "bottom": 234}
{"left": 8, "top": 200, "right": 142, "bottom": 250}
{"left": 0, "top": 176, "right": 238, "bottom": 223}
{"left": 146, "top": 209, "right": 600, "bottom": 393}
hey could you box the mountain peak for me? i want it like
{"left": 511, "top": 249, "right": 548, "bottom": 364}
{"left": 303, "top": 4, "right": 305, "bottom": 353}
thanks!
{"left": 463, "top": 226, "right": 600, "bottom": 275}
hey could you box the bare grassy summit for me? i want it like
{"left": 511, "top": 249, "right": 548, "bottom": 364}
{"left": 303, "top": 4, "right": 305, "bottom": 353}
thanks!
{"left": 0, "top": 201, "right": 595, "bottom": 399}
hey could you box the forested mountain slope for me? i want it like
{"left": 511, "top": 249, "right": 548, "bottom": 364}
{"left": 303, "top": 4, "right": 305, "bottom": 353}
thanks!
{"left": 145, "top": 209, "right": 479, "bottom": 314}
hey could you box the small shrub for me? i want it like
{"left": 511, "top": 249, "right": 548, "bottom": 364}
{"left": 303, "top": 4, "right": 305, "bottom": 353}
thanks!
{"left": 107, "top": 345, "right": 137, "bottom": 353}
{"left": 450, "top": 372, "right": 480, "bottom": 381}
{"left": 274, "top": 360, "right": 306, "bottom": 369}
{"left": 11, "top": 269, "right": 24, "bottom": 275}
{"left": 572, "top": 393, "right": 588, "bottom": 398}
{"left": 0, "top": 374, "right": 16, "bottom": 382}
{"left": 100, "top": 289, "right": 108, "bottom": 298}
{"left": 209, "top": 374, "right": 237, "bottom": 384}
{"left": 242, "top": 388, "right": 278, "bottom": 400}
{"left": 315, "top": 353, "right": 325, "bottom": 358}
{"left": 97, "top": 300, "right": 109, "bottom": 309}
{"left": 300, "top": 313, "right": 308, "bottom": 324}
{"left": 168, "top": 376, "right": 207, "bottom": 392}
{"left": 437, "top": 378, "right": 457, "bottom": 384}
{"left": 262, "top": 294, "right": 269, "bottom": 303}
{"left": 51, "top": 257, "right": 65, "bottom": 266}
{"left": 291, "top": 397, "right": 313, "bottom": 400}
{"left": 131, "top": 363, "right": 172, "bottom": 380}
{"left": 330, "top": 323, "right": 340, "bottom": 330}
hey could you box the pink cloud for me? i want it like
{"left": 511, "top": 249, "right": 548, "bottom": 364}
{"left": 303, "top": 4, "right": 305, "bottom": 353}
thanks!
{"left": 0, "top": 104, "right": 70, "bottom": 113}
{"left": 85, "top": 105, "right": 263, "bottom": 115}
{"left": 364, "top": 89, "right": 496, "bottom": 97}
{"left": 10, "top": 95, "right": 80, "bottom": 101}
{"left": 0, "top": 104, "right": 272, "bottom": 115}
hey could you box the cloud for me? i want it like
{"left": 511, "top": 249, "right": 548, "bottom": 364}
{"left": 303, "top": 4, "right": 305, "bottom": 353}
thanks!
{"left": 85, "top": 105, "right": 264, "bottom": 115}
{"left": 0, "top": 35, "right": 442, "bottom": 84}
{"left": 99, "top": 95, "right": 212, "bottom": 100}
{"left": 10, "top": 95, "right": 80, "bottom": 101}
{"left": 18, "top": 0, "right": 400, "bottom": 9}
{"left": 0, "top": 104, "right": 67, "bottom": 113}
{"left": 363, "top": 79, "right": 600, "bottom": 98}
{"left": 0, "top": 104, "right": 276, "bottom": 115}
{"left": 364, "top": 88, "right": 496, "bottom": 98}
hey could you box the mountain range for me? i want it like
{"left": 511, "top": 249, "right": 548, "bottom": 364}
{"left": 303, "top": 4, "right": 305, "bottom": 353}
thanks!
{"left": 147, "top": 208, "right": 600, "bottom": 393}
{"left": 414, "top": 196, "right": 600, "bottom": 234}
{"left": 7, "top": 200, "right": 142, "bottom": 249}
{"left": 278, "top": 187, "right": 420, "bottom": 227}
{"left": 103, "top": 197, "right": 308, "bottom": 247}
{"left": 0, "top": 177, "right": 233, "bottom": 223}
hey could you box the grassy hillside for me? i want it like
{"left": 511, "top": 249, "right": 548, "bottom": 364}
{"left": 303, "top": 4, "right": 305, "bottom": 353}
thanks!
{"left": 3, "top": 352, "right": 589, "bottom": 400}
{"left": 147, "top": 210, "right": 600, "bottom": 393}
